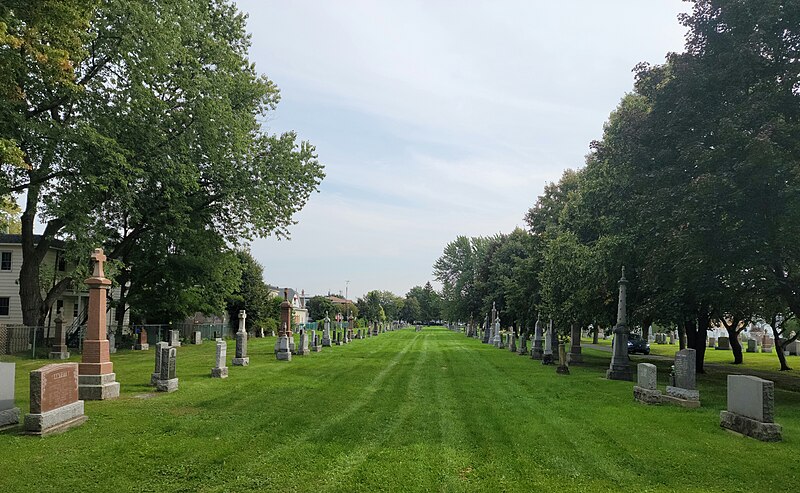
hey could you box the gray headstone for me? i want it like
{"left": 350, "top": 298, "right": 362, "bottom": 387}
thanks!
{"left": 674, "top": 349, "right": 696, "bottom": 390}
{"left": 215, "top": 341, "right": 227, "bottom": 368}
{"left": 160, "top": 347, "right": 176, "bottom": 380}
{"left": 727, "top": 375, "right": 774, "bottom": 423}
{"left": 236, "top": 330, "right": 247, "bottom": 358}
{"left": 154, "top": 341, "right": 169, "bottom": 373}
{"left": 717, "top": 336, "right": 730, "bottom": 350}
{"left": 0, "top": 362, "right": 15, "bottom": 411}
{"left": 637, "top": 363, "right": 657, "bottom": 391}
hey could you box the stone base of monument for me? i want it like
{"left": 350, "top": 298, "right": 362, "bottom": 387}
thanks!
{"left": 633, "top": 386, "right": 663, "bottom": 405}
{"left": 541, "top": 354, "right": 554, "bottom": 365}
{"left": 661, "top": 386, "right": 701, "bottom": 408}
{"left": 720, "top": 411, "right": 782, "bottom": 442}
{"left": 24, "top": 401, "right": 87, "bottom": 436}
{"left": 295, "top": 348, "right": 310, "bottom": 356}
{"left": 567, "top": 353, "right": 582, "bottom": 364}
{"left": 156, "top": 378, "right": 179, "bottom": 392}
{"left": 49, "top": 351, "right": 70, "bottom": 360}
{"left": 232, "top": 357, "right": 249, "bottom": 366}
{"left": 78, "top": 373, "right": 120, "bottom": 400}
{"left": 150, "top": 372, "right": 159, "bottom": 386}
{"left": 761, "top": 347, "right": 773, "bottom": 353}
{"left": 133, "top": 343, "right": 149, "bottom": 351}
{"left": 312, "top": 345, "right": 322, "bottom": 352}
{"left": 606, "top": 368, "right": 633, "bottom": 381}
{"left": 556, "top": 364, "right": 570, "bottom": 375}
{"left": 276, "top": 336, "right": 292, "bottom": 361}
{"left": 531, "top": 347, "right": 543, "bottom": 360}
{"left": 211, "top": 367, "right": 228, "bottom": 378}
{"left": 0, "top": 407, "right": 20, "bottom": 430}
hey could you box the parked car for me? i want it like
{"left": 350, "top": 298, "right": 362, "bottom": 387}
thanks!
{"left": 627, "top": 335, "right": 651, "bottom": 355}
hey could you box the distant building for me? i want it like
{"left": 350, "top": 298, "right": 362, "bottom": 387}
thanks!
{"left": 268, "top": 285, "right": 309, "bottom": 326}
{"left": 0, "top": 234, "right": 127, "bottom": 329}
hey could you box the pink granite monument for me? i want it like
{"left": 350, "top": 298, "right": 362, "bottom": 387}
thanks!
{"left": 78, "top": 248, "right": 120, "bottom": 400}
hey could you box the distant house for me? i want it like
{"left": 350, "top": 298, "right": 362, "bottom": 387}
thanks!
{"left": 267, "top": 285, "right": 309, "bottom": 326}
{"left": 0, "top": 234, "right": 126, "bottom": 329}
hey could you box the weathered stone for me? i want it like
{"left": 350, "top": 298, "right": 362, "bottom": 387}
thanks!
{"left": 568, "top": 324, "right": 582, "bottom": 364}
{"left": 633, "top": 386, "right": 662, "bottom": 405}
{"left": 169, "top": 329, "right": 181, "bottom": 347}
{"left": 720, "top": 411, "right": 781, "bottom": 442}
{"left": 49, "top": 310, "right": 70, "bottom": 359}
{"left": 211, "top": 340, "right": 228, "bottom": 379}
{"left": 607, "top": 267, "right": 633, "bottom": 381}
{"left": 673, "top": 349, "right": 697, "bottom": 390}
{"left": 716, "top": 336, "right": 731, "bottom": 350}
{"left": 156, "top": 347, "right": 178, "bottom": 392}
{"left": 707, "top": 336, "right": 716, "bottom": 348}
{"left": 151, "top": 341, "right": 169, "bottom": 386}
{"left": 637, "top": 363, "right": 657, "bottom": 390}
{"left": 192, "top": 331, "right": 202, "bottom": 345}
{"left": 275, "top": 334, "right": 292, "bottom": 361}
{"left": 134, "top": 327, "right": 149, "bottom": 351}
{"left": 666, "top": 386, "right": 700, "bottom": 402}
{"left": 746, "top": 339, "right": 757, "bottom": 353}
{"left": 0, "top": 362, "right": 20, "bottom": 428}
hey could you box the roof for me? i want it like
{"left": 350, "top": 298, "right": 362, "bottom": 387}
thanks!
{"left": 0, "top": 234, "right": 65, "bottom": 249}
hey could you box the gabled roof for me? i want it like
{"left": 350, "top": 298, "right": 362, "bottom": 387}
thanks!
{"left": 0, "top": 234, "right": 65, "bottom": 249}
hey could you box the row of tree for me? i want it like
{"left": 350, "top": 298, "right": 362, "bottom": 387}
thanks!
{"left": 0, "top": 0, "right": 324, "bottom": 327}
{"left": 305, "top": 283, "right": 442, "bottom": 325}
{"left": 434, "top": 0, "right": 800, "bottom": 372}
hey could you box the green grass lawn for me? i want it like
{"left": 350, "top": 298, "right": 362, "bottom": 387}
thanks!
{"left": 1, "top": 328, "right": 798, "bottom": 492}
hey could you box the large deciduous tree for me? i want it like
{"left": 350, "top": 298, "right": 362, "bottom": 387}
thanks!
{"left": 0, "top": 0, "right": 324, "bottom": 327}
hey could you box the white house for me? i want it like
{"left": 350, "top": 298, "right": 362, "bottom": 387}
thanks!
{"left": 0, "top": 234, "right": 124, "bottom": 329}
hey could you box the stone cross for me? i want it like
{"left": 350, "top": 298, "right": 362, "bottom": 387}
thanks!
{"left": 90, "top": 248, "right": 106, "bottom": 278}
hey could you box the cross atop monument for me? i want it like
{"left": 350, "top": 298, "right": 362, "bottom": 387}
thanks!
{"left": 91, "top": 248, "right": 107, "bottom": 278}
{"left": 284, "top": 288, "right": 289, "bottom": 301}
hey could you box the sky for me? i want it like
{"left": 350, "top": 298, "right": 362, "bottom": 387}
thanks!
{"left": 234, "top": 0, "right": 691, "bottom": 300}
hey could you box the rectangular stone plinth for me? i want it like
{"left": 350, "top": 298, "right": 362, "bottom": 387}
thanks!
{"left": 134, "top": 343, "right": 149, "bottom": 351}
{"left": 156, "top": 378, "right": 179, "bottom": 393}
{"left": 49, "top": 351, "right": 70, "bottom": 360}
{"left": 24, "top": 400, "right": 86, "bottom": 436}
{"left": 661, "top": 394, "right": 701, "bottom": 409}
{"left": 78, "top": 373, "right": 120, "bottom": 400}
{"left": 606, "top": 368, "right": 633, "bottom": 381}
{"left": 312, "top": 346, "right": 322, "bottom": 352}
{"left": 637, "top": 363, "right": 657, "bottom": 390}
{"left": 296, "top": 349, "right": 310, "bottom": 356}
{"left": 232, "top": 357, "right": 249, "bottom": 366}
{"left": 211, "top": 367, "right": 228, "bottom": 379}
{"left": 0, "top": 407, "right": 20, "bottom": 428}
{"left": 666, "top": 386, "right": 700, "bottom": 402}
{"left": 720, "top": 411, "right": 781, "bottom": 442}
{"left": 80, "top": 340, "right": 111, "bottom": 364}
{"left": 150, "top": 372, "right": 159, "bottom": 386}
{"left": 567, "top": 353, "right": 582, "bottom": 364}
{"left": 633, "top": 386, "right": 662, "bottom": 405}
{"left": 78, "top": 361, "right": 114, "bottom": 376}
{"left": 276, "top": 351, "right": 292, "bottom": 361}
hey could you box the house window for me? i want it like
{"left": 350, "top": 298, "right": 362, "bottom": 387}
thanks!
{"left": 58, "top": 256, "right": 66, "bottom": 272}
{"left": 0, "top": 297, "right": 9, "bottom": 316}
{"left": 0, "top": 252, "right": 10, "bottom": 271}
{"left": 73, "top": 300, "right": 79, "bottom": 318}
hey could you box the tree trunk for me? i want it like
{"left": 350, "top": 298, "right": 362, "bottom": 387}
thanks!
{"left": 677, "top": 323, "right": 686, "bottom": 350}
{"left": 641, "top": 318, "right": 652, "bottom": 342}
{"left": 592, "top": 324, "right": 599, "bottom": 344}
{"left": 726, "top": 326, "right": 744, "bottom": 364}
{"left": 770, "top": 325, "right": 792, "bottom": 371}
{"left": 696, "top": 311, "right": 709, "bottom": 374}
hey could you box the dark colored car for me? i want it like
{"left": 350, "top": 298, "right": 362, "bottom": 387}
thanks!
{"left": 627, "top": 335, "right": 650, "bottom": 355}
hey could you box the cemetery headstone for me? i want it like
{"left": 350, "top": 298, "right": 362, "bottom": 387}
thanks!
{"left": 192, "top": 331, "right": 202, "bottom": 345}
{"left": 664, "top": 348, "right": 700, "bottom": 407}
{"left": 296, "top": 329, "right": 310, "bottom": 356}
{"left": 211, "top": 340, "right": 228, "bottom": 378}
{"left": 49, "top": 309, "right": 70, "bottom": 359}
{"left": 156, "top": 346, "right": 178, "bottom": 392}
{"left": 151, "top": 341, "right": 169, "bottom": 386}
{"left": 25, "top": 363, "right": 87, "bottom": 435}
{"left": 509, "top": 332, "right": 516, "bottom": 352}
{"left": 322, "top": 312, "right": 332, "bottom": 347}
{"left": 78, "top": 248, "right": 120, "bottom": 400}
{"left": 568, "top": 324, "right": 582, "bottom": 364}
{"left": 518, "top": 330, "right": 528, "bottom": 355}
{"left": 0, "top": 362, "right": 20, "bottom": 429}
{"left": 542, "top": 320, "right": 554, "bottom": 365}
{"left": 720, "top": 375, "right": 781, "bottom": 442}
{"left": 786, "top": 340, "right": 800, "bottom": 356}
{"left": 169, "top": 329, "right": 181, "bottom": 347}
{"left": 707, "top": 336, "right": 716, "bottom": 348}
{"left": 108, "top": 330, "right": 117, "bottom": 354}
{"left": 275, "top": 322, "right": 292, "bottom": 361}
{"left": 232, "top": 310, "right": 249, "bottom": 366}
{"left": 761, "top": 335, "right": 773, "bottom": 353}
{"left": 633, "top": 363, "right": 662, "bottom": 405}
{"left": 606, "top": 267, "right": 633, "bottom": 381}
{"left": 746, "top": 339, "right": 757, "bottom": 353}
{"left": 556, "top": 342, "right": 570, "bottom": 375}
{"left": 311, "top": 330, "right": 322, "bottom": 352}
{"left": 531, "top": 316, "right": 543, "bottom": 360}
{"left": 716, "top": 336, "right": 731, "bottom": 350}
{"left": 134, "top": 327, "right": 149, "bottom": 351}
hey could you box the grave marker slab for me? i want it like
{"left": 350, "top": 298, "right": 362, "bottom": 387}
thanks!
{"left": 211, "top": 340, "right": 228, "bottom": 378}
{"left": 720, "top": 375, "right": 781, "bottom": 442}
{"left": 156, "top": 346, "right": 178, "bottom": 392}
{"left": 151, "top": 341, "right": 169, "bottom": 386}
{"left": 0, "top": 362, "right": 20, "bottom": 429}
{"left": 232, "top": 310, "right": 249, "bottom": 366}
{"left": 25, "top": 363, "right": 87, "bottom": 435}
{"left": 192, "top": 331, "right": 202, "bottom": 345}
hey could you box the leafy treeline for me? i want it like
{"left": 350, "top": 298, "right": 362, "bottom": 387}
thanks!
{"left": 0, "top": 0, "right": 324, "bottom": 326}
{"left": 434, "top": 0, "right": 800, "bottom": 372}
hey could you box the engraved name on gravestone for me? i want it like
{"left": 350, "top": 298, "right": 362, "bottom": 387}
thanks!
{"left": 25, "top": 363, "right": 86, "bottom": 435}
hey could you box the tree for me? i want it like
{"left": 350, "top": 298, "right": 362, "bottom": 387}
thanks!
{"left": 225, "top": 250, "right": 273, "bottom": 331}
{"left": 0, "top": 0, "right": 324, "bottom": 327}
{"left": 400, "top": 296, "right": 421, "bottom": 322}
{"left": 307, "top": 296, "right": 335, "bottom": 321}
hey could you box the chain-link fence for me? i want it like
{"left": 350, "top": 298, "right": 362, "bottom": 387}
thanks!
{"left": 0, "top": 322, "right": 230, "bottom": 359}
